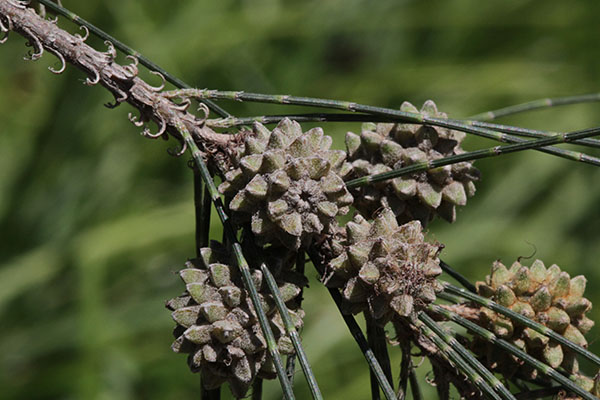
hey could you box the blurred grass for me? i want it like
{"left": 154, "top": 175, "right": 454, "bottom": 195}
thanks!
{"left": 1, "top": 0, "right": 600, "bottom": 399}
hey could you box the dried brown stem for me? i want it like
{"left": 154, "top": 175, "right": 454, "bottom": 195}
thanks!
{"left": 0, "top": 1, "right": 237, "bottom": 157}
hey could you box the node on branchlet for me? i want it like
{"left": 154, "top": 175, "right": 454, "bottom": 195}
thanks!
{"left": 219, "top": 118, "right": 353, "bottom": 250}
{"left": 166, "top": 242, "right": 306, "bottom": 398}
{"left": 472, "top": 259, "right": 594, "bottom": 383}
{"left": 345, "top": 100, "right": 480, "bottom": 226}
{"left": 323, "top": 207, "right": 444, "bottom": 325}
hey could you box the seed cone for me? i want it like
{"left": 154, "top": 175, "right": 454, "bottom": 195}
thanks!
{"left": 345, "top": 100, "right": 479, "bottom": 226}
{"left": 166, "top": 242, "right": 306, "bottom": 398}
{"left": 473, "top": 259, "right": 594, "bottom": 380}
{"left": 219, "top": 118, "right": 353, "bottom": 250}
{"left": 324, "top": 207, "right": 444, "bottom": 324}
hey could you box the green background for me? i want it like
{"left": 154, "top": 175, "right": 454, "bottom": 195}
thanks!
{"left": 1, "top": 1, "right": 600, "bottom": 399}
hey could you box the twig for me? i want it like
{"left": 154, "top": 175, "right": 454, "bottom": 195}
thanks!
{"left": 260, "top": 262, "right": 323, "bottom": 400}
{"left": 308, "top": 250, "right": 397, "bottom": 400}
{"left": 470, "top": 93, "right": 600, "bottom": 121}
{"left": 0, "top": 1, "right": 236, "bottom": 154}
{"left": 428, "top": 304, "right": 596, "bottom": 400}
{"left": 441, "top": 283, "right": 600, "bottom": 368}
{"left": 418, "top": 313, "right": 516, "bottom": 400}
{"left": 193, "top": 170, "right": 220, "bottom": 399}
{"left": 396, "top": 340, "right": 411, "bottom": 400}
{"left": 345, "top": 125, "right": 600, "bottom": 189}
{"left": 162, "top": 88, "right": 600, "bottom": 166}
{"left": 36, "top": 0, "right": 230, "bottom": 118}
{"left": 172, "top": 115, "right": 296, "bottom": 399}
{"left": 439, "top": 260, "right": 477, "bottom": 293}
{"left": 208, "top": 113, "right": 600, "bottom": 150}
{"left": 409, "top": 367, "right": 422, "bottom": 400}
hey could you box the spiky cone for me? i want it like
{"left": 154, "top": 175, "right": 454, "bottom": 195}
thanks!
{"left": 345, "top": 100, "right": 480, "bottom": 226}
{"left": 166, "top": 242, "right": 306, "bottom": 398}
{"left": 473, "top": 259, "right": 594, "bottom": 382}
{"left": 219, "top": 118, "right": 353, "bottom": 250}
{"left": 323, "top": 207, "right": 444, "bottom": 325}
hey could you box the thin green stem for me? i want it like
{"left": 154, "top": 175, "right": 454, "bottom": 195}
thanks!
{"left": 440, "top": 283, "right": 600, "bottom": 368}
{"left": 36, "top": 0, "right": 230, "bottom": 118}
{"left": 470, "top": 93, "right": 600, "bottom": 121}
{"left": 345, "top": 126, "right": 600, "bottom": 189}
{"left": 366, "top": 315, "right": 393, "bottom": 400}
{"left": 207, "top": 113, "right": 600, "bottom": 150}
{"left": 428, "top": 304, "right": 596, "bottom": 400}
{"left": 194, "top": 171, "right": 219, "bottom": 400}
{"left": 327, "top": 287, "right": 396, "bottom": 400}
{"left": 468, "top": 120, "right": 600, "bottom": 149}
{"left": 414, "top": 317, "right": 503, "bottom": 400}
{"left": 440, "top": 260, "right": 476, "bottom": 293}
{"left": 514, "top": 387, "right": 563, "bottom": 400}
{"left": 286, "top": 251, "right": 306, "bottom": 383}
{"left": 163, "top": 89, "right": 600, "bottom": 166}
{"left": 251, "top": 379, "right": 263, "bottom": 400}
{"left": 396, "top": 340, "right": 411, "bottom": 400}
{"left": 308, "top": 251, "right": 396, "bottom": 400}
{"left": 260, "top": 262, "right": 323, "bottom": 400}
{"left": 418, "top": 313, "right": 516, "bottom": 400}
{"left": 174, "top": 118, "right": 295, "bottom": 399}
{"left": 409, "top": 368, "right": 422, "bottom": 400}
{"left": 207, "top": 113, "right": 397, "bottom": 128}
{"left": 285, "top": 355, "right": 296, "bottom": 386}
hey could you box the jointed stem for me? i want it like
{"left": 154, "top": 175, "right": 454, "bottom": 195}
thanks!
{"left": 418, "top": 313, "right": 516, "bottom": 400}
{"left": 366, "top": 315, "right": 394, "bottom": 400}
{"left": 193, "top": 171, "right": 220, "bottom": 400}
{"left": 207, "top": 113, "right": 600, "bottom": 149}
{"left": 260, "top": 262, "right": 323, "bottom": 400}
{"left": 428, "top": 304, "right": 596, "bottom": 400}
{"left": 345, "top": 126, "right": 600, "bottom": 189}
{"left": 308, "top": 251, "right": 396, "bottom": 400}
{"left": 162, "top": 88, "right": 600, "bottom": 167}
{"left": 441, "top": 283, "right": 600, "bottom": 368}
{"left": 470, "top": 93, "right": 600, "bottom": 121}
{"left": 409, "top": 368, "right": 422, "bottom": 400}
{"left": 439, "top": 260, "right": 477, "bottom": 293}
{"left": 174, "top": 117, "right": 295, "bottom": 400}
{"left": 414, "top": 316, "right": 503, "bottom": 400}
{"left": 396, "top": 340, "right": 411, "bottom": 400}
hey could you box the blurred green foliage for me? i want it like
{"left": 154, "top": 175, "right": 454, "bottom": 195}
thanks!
{"left": 1, "top": 1, "right": 600, "bottom": 399}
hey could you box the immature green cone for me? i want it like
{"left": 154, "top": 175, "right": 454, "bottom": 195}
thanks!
{"left": 346, "top": 100, "right": 479, "bottom": 226}
{"left": 219, "top": 118, "right": 353, "bottom": 250}
{"left": 324, "top": 207, "right": 444, "bottom": 325}
{"left": 473, "top": 259, "right": 594, "bottom": 381}
{"left": 166, "top": 242, "right": 305, "bottom": 398}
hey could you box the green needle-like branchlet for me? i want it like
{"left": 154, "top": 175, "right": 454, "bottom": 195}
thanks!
{"left": 260, "top": 263, "right": 323, "bottom": 400}
{"left": 345, "top": 126, "right": 600, "bottom": 189}
{"left": 440, "top": 260, "right": 477, "bottom": 293}
{"left": 428, "top": 304, "right": 597, "bottom": 400}
{"left": 470, "top": 93, "right": 600, "bottom": 121}
{"left": 409, "top": 368, "right": 422, "bottom": 400}
{"left": 441, "top": 283, "right": 600, "bottom": 368}
{"left": 208, "top": 113, "right": 600, "bottom": 150}
{"left": 162, "top": 88, "right": 600, "bottom": 166}
{"left": 308, "top": 251, "right": 396, "bottom": 400}
{"left": 173, "top": 117, "right": 296, "bottom": 400}
{"left": 418, "top": 313, "right": 516, "bottom": 400}
{"left": 366, "top": 315, "right": 394, "bottom": 400}
{"left": 415, "top": 316, "right": 503, "bottom": 400}
{"left": 193, "top": 173, "right": 221, "bottom": 400}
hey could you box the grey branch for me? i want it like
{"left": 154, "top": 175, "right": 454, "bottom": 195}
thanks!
{"left": 0, "top": 0, "right": 237, "bottom": 157}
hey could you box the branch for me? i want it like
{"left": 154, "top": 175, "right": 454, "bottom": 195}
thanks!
{"left": 0, "top": 1, "right": 236, "bottom": 157}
